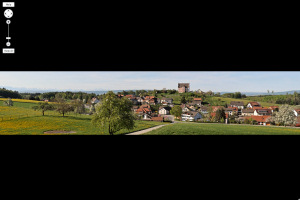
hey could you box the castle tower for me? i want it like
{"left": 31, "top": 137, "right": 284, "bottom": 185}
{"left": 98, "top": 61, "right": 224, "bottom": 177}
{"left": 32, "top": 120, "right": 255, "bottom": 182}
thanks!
{"left": 178, "top": 83, "right": 190, "bottom": 93}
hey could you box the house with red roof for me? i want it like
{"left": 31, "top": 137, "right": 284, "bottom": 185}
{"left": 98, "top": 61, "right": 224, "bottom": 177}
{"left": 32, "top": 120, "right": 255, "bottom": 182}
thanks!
{"left": 253, "top": 108, "right": 272, "bottom": 116}
{"left": 296, "top": 117, "right": 300, "bottom": 127}
{"left": 136, "top": 105, "right": 152, "bottom": 119}
{"left": 225, "top": 107, "right": 238, "bottom": 116}
{"left": 244, "top": 115, "right": 272, "bottom": 126}
{"left": 241, "top": 109, "right": 255, "bottom": 116}
{"left": 247, "top": 102, "right": 261, "bottom": 109}
{"left": 230, "top": 101, "right": 244, "bottom": 110}
{"left": 181, "top": 104, "right": 193, "bottom": 112}
{"left": 192, "top": 98, "right": 202, "bottom": 106}
{"left": 268, "top": 106, "right": 279, "bottom": 113}
{"left": 149, "top": 98, "right": 158, "bottom": 105}
{"left": 293, "top": 109, "right": 300, "bottom": 117}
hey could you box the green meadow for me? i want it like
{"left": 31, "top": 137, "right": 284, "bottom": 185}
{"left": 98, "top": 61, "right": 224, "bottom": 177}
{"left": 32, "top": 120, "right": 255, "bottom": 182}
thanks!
{"left": 0, "top": 99, "right": 164, "bottom": 135}
{"left": 144, "top": 122, "right": 300, "bottom": 135}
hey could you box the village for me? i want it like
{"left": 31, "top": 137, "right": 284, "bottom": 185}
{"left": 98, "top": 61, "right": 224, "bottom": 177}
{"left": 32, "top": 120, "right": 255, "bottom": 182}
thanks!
{"left": 85, "top": 83, "right": 300, "bottom": 127}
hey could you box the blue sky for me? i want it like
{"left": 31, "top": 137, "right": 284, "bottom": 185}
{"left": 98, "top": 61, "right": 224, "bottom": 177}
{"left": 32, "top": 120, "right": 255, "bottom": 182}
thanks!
{"left": 0, "top": 71, "right": 299, "bottom": 92}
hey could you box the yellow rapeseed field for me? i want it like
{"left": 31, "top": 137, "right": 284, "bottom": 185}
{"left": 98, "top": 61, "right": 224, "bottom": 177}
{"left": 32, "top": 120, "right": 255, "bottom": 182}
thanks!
{"left": 0, "top": 98, "right": 41, "bottom": 103}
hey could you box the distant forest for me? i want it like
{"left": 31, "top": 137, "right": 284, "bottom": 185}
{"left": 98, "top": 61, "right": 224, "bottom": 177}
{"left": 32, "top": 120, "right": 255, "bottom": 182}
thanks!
{"left": 0, "top": 88, "right": 22, "bottom": 99}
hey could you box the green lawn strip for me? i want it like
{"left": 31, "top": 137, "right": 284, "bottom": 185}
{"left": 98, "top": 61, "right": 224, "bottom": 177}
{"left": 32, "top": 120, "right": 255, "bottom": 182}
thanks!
{"left": 0, "top": 114, "right": 166, "bottom": 135}
{"left": 0, "top": 100, "right": 38, "bottom": 109}
{"left": 144, "top": 123, "right": 300, "bottom": 135}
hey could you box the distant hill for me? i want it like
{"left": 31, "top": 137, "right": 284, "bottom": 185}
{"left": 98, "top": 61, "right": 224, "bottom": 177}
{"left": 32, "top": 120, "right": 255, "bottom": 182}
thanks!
{"left": 3, "top": 86, "right": 300, "bottom": 96}
{"left": 219, "top": 90, "right": 300, "bottom": 96}
{"left": 2, "top": 86, "right": 142, "bottom": 95}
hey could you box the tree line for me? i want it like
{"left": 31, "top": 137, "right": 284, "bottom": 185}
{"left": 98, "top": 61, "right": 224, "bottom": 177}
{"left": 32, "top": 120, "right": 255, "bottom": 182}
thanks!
{"left": 246, "top": 92, "right": 300, "bottom": 105}
{"left": 0, "top": 88, "right": 22, "bottom": 99}
{"left": 20, "top": 91, "right": 98, "bottom": 102}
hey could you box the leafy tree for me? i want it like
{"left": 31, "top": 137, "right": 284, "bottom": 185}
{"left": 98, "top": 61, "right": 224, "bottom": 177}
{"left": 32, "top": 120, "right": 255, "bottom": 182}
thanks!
{"left": 273, "top": 105, "right": 297, "bottom": 127}
{"left": 234, "top": 92, "right": 242, "bottom": 99}
{"left": 32, "top": 102, "right": 54, "bottom": 116}
{"left": 92, "top": 91, "right": 135, "bottom": 135}
{"left": 3, "top": 98, "right": 13, "bottom": 106}
{"left": 55, "top": 98, "right": 74, "bottom": 117}
{"left": 150, "top": 104, "right": 160, "bottom": 112}
{"left": 215, "top": 108, "right": 226, "bottom": 122}
{"left": 72, "top": 99, "right": 85, "bottom": 115}
{"left": 170, "top": 105, "right": 182, "bottom": 119}
{"left": 90, "top": 104, "right": 96, "bottom": 113}
{"left": 180, "top": 96, "right": 187, "bottom": 104}
{"left": 0, "top": 88, "right": 22, "bottom": 99}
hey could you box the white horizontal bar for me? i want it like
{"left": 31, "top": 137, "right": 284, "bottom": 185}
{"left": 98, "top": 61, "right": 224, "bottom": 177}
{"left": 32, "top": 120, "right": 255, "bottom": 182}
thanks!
{"left": 6, "top": 37, "right": 11, "bottom": 40}
{"left": 3, "top": 2, "right": 15, "bottom": 7}
{"left": 3, "top": 48, "right": 15, "bottom": 54}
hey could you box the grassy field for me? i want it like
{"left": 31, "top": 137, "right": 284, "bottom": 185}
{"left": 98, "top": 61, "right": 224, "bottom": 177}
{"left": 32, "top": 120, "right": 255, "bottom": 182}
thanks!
{"left": 144, "top": 123, "right": 300, "bottom": 135}
{"left": 155, "top": 93, "right": 281, "bottom": 107}
{"left": 0, "top": 99, "right": 165, "bottom": 135}
{"left": 0, "top": 115, "right": 164, "bottom": 135}
{"left": 209, "top": 97, "right": 280, "bottom": 107}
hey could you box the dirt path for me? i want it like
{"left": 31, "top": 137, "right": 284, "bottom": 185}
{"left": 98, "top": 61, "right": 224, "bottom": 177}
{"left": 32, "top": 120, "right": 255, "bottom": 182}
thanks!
{"left": 126, "top": 124, "right": 169, "bottom": 135}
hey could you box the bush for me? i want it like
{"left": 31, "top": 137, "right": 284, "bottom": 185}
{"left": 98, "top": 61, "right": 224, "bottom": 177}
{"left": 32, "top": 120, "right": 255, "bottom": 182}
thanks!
{"left": 3, "top": 98, "right": 13, "bottom": 106}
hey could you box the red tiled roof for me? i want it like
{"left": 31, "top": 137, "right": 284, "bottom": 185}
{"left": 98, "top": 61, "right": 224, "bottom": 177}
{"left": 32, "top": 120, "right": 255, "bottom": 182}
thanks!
{"left": 151, "top": 117, "right": 163, "bottom": 121}
{"left": 136, "top": 107, "right": 151, "bottom": 113}
{"left": 245, "top": 115, "right": 271, "bottom": 123}
{"left": 144, "top": 96, "right": 155, "bottom": 100}
{"left": 194, "top": 98, "right": 202, "bottom": 101}
{"left": 248, "top": 102, "right": 261, "bottom": 106}
{"left": 294, "top": 109, "right": 300, "bottom": 114}
{"left": 210, "top": 112, "right": 228, "bottom": 119}
{"left": 227, "top": 106, "right": 238, "bottom": 111}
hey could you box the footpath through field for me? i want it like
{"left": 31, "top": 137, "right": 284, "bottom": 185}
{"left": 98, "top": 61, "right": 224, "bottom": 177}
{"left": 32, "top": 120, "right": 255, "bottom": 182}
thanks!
{"left": 126, "top": 124, "right": 170, "bottom": 135}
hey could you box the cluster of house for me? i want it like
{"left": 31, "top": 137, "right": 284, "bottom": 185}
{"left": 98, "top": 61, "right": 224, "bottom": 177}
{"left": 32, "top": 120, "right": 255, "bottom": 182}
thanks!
{"left": 177, "top": 100, "right": 300, "bottom": 126}
{"left": 209, "top": 101, "right": 300, "bottom": 126}
{"left": 119, "top": 94, "right": 175, "bottom": 122}
{"left": 221, "top": 101, "right": 278, "bottom": 125}
{"left": 80, "top": 81, "right": 300, "bottom": 126}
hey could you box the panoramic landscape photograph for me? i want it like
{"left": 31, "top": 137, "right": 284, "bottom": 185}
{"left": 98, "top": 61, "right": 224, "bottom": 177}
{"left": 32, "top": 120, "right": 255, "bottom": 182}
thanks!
{"left": 0, "top": 71, "right": 300, "bottom": 135}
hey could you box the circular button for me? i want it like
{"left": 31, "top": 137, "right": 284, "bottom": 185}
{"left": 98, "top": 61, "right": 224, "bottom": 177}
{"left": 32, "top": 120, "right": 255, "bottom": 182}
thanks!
{"left": 4, "top": 9, "right": 13, "bottom": 18}
{"left": 6, "top": 42, "right": 11, "bottom": 47}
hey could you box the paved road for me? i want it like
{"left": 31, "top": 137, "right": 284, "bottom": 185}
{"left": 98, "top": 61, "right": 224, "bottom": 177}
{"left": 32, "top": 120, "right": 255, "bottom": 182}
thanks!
{"left": 126, "top": 124, "right": 168, "bottom": 135}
